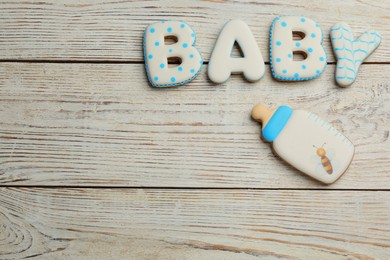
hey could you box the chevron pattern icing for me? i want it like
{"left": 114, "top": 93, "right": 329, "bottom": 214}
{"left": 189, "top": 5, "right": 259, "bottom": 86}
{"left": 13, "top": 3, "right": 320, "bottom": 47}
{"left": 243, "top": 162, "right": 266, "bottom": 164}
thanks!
{"left": 330, "top": 22, "right": 381, "bottom": 87}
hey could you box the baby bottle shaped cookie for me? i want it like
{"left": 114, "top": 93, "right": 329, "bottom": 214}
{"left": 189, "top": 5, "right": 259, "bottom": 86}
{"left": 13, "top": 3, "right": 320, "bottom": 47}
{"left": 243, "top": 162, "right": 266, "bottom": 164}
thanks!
{"left": 251, "top": 104, "right": 354, "bottom": 184}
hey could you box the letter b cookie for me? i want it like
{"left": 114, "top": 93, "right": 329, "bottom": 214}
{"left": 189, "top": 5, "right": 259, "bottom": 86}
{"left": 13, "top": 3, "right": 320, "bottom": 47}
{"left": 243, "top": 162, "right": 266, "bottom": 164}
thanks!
{"left": 144, "top": 21, "right": 203, "bottom": 87}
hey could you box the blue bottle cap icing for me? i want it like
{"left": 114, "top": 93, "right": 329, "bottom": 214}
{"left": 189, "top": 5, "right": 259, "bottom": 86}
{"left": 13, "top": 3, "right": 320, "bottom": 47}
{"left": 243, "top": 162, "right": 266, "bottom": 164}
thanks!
{"left": 262, "top": 106, "right": 293, "bottom": 142}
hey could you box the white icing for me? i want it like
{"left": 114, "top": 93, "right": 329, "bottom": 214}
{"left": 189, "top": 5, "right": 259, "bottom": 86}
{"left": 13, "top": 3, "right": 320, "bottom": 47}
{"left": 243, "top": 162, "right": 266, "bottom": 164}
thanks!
{"left": 330, "top": 22, "right": 382, "bottom": 87}
{"left": 208, "top": 20, "right": 265, "bottom": 83}
{"left": 273, "top": 110, "right": 354, "bottom": 184}
{"left": 144, "top": 21, "right": 203, "bottom": 87}
{"left": 270, "top": 16, "right": 327, "bottom": 81}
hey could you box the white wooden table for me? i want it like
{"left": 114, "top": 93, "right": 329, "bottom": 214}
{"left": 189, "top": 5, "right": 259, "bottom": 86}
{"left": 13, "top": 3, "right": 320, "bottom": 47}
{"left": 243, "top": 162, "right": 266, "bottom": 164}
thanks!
{"left": 0, "top": 1, "right": 389, "bottom": 259}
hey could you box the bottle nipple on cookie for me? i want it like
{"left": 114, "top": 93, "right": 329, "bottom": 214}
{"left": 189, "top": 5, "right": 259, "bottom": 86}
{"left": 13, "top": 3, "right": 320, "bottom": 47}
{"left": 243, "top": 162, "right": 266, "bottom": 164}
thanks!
{"left": 251, "top": 104, "right": 275, "bottom": 128}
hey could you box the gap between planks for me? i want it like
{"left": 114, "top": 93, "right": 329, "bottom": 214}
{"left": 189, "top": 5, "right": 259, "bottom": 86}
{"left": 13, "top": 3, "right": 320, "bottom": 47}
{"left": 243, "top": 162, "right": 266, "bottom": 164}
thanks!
{"left": 0, "top": 60, "right": 390, "bottom": 65}
{"left": 0, "top": 185, "right": 390, "bottom": 191}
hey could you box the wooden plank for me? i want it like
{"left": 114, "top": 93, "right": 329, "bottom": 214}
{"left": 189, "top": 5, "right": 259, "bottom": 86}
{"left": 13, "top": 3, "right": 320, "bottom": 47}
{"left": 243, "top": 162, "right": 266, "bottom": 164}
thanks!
{"left": 0, "top": 62, "right": 388, "bottom": 188}
{"left": 0, "top": 0, "right": 389, "bottom": 62}
{"left": 0, "top": 63, "right": 390, "bottom": 189}
{"left": 1, "top": 188, "right": 389, "bottom": 259}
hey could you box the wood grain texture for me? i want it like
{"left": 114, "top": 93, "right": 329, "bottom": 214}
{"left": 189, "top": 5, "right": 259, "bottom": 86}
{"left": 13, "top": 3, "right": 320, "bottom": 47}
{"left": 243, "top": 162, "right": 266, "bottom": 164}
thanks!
{"left": 0, "top": 0, "right": 389, "bottom": 62}
{"left": 1, "top": 188, "right": 389, "bottom": 259}
{"left": 0, "top": 62, "right": 389, "bottom": 188}
{"left": 1, "top": 1, "right": 389, "bottom": 259}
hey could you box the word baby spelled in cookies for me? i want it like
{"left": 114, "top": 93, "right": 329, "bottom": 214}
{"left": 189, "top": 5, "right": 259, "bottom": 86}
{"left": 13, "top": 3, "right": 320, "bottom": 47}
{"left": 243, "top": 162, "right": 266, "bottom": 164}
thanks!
{"left": 143, "top": 16, "right": 381, "bottom": 87}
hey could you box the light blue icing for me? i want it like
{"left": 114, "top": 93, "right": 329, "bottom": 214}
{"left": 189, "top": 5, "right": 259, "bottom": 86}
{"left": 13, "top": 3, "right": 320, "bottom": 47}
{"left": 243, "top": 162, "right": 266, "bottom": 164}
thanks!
{"left": 143, "top": 20, "right": 204, "bottom": 88}
{"left": 331, "top": 24, "right": 381, "bottom": 82}
{"left": 269, "top": 16, "right": 327, "bottom": 81}
{"left": 262, "top": 106, "right": 293, "bottom": 142}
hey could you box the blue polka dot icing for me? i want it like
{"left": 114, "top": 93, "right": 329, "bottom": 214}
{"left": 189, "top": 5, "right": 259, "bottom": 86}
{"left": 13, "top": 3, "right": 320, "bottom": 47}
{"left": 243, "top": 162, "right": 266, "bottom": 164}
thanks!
{"left": 270, "top": 16, "right": 327, "bottom": 81}
{"left": 144, "top": 21, "right": 203, "bottom": 87}
{"left": 319, "top": 57, "right": 325, "bottom": 61}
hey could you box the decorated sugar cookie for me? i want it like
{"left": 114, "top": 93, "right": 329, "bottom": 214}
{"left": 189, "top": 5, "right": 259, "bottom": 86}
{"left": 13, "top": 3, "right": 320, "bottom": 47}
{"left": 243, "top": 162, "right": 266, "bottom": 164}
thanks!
{"left": 144, "top": 21, "right": 203, "bottom": 87}
{"left": 251, "top": 104, "right": 354, "bottom": 184}
{"left": 331, "top": 22, "right": 382, "bottom": 87}
{"left": 270, "top": 16, "right": 327, "bottom": 81}
{"left": 208, "top": 20, "right": 265, "bottom": 83}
